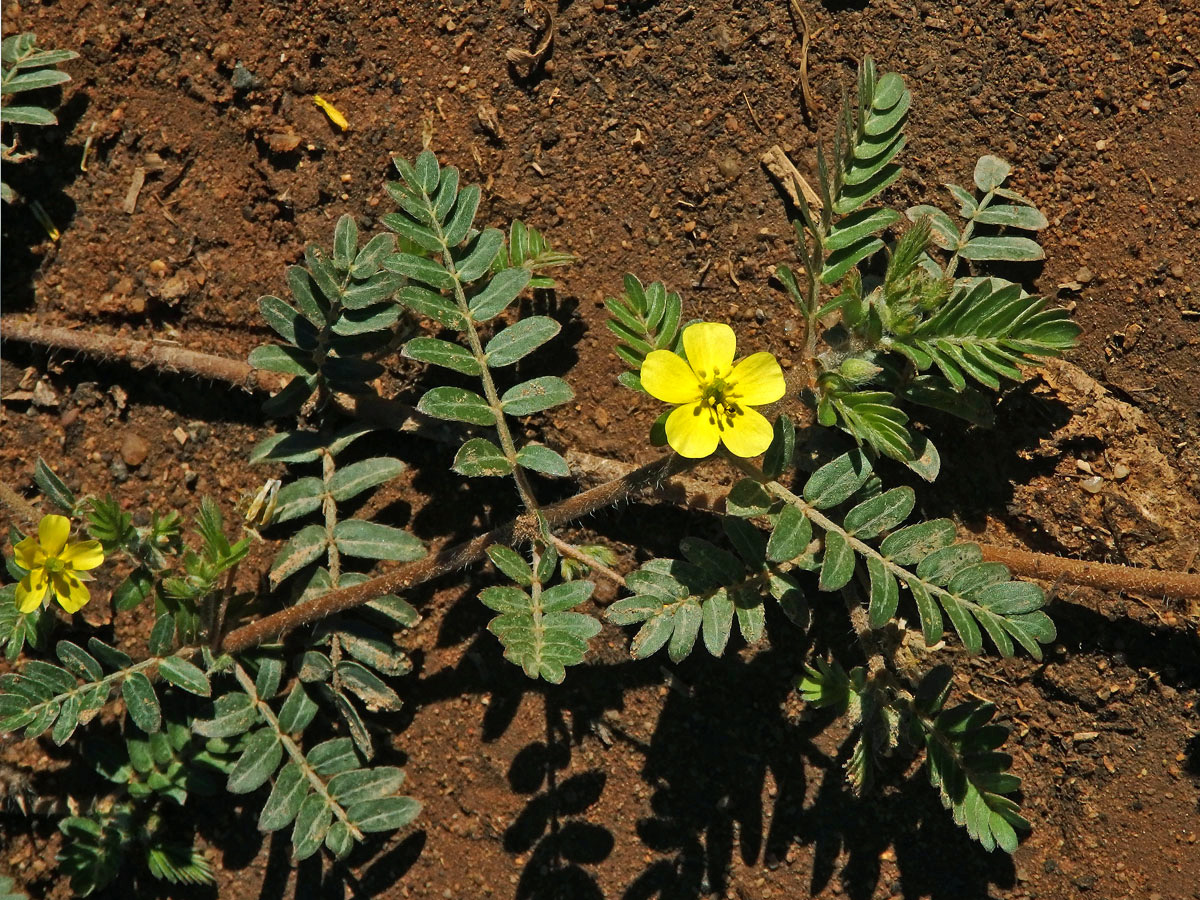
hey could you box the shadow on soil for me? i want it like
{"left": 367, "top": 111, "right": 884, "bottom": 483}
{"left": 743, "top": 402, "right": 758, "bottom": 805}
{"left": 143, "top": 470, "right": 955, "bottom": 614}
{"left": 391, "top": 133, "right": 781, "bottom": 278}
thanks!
{"left": 407, "top": 597, "right": 1017, "bottom": 900}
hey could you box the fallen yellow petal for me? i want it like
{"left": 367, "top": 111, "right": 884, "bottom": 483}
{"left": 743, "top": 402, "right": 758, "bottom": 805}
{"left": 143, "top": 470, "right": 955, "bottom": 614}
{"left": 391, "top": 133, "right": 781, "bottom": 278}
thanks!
{"left": 313, "top": 94, "right": 349, "bottom": 131}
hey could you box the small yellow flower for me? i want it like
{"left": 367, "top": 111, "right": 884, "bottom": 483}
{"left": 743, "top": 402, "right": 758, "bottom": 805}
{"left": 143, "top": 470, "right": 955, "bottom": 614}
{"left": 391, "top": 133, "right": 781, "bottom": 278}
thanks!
{"left": 641, "top": 322, "right": 786, "bottom": 459}
{"left": 12, "top": 515, "right": 105, "bottom": 614}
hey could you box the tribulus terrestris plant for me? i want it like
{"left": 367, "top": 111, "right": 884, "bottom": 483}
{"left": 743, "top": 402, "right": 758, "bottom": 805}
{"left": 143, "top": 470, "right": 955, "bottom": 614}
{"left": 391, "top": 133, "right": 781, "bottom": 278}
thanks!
{"left": 1, "top": 57, "right": 1081, "bottom": 893}
{"left": 0, "top": 33, "right": 77, "bottom": 205}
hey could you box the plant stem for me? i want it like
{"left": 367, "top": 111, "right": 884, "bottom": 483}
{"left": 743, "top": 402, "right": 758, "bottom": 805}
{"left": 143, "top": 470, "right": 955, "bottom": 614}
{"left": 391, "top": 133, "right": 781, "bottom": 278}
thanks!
{"left": 548, "top": 535, "right": 627, "bottom": 588}
{"left": 231, "top": 662, "right": 363, "bottom": 842}
{"left": 220, "top": 455, "right": 690, "bottom": 653}
{"left": 1, "top": 319, "right": 284, "bottom": 391}
{"left": 432, "top": 207, "right": 540, "bottom": 512}
{"left": 0, "top": 481, "right": 39, "bottom": 527}
{"left": 9, "top": 324, "right": 1198, "bottom": 625}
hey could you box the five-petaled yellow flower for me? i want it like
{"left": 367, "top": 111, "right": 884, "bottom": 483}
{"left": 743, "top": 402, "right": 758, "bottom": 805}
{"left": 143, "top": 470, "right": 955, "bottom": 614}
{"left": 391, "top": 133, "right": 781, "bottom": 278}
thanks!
{"left": 641, "top": 322, "right": 786, "bottom": 459}
{"left": 13, "top": 515, "right": 105, "bottom": 614}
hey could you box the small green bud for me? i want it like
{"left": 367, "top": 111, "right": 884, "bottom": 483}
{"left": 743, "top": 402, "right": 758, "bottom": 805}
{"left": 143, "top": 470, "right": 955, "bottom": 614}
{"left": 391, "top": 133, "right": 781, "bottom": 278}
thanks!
{"left": 838, "top": 357, "right": 884, "bottom": 385}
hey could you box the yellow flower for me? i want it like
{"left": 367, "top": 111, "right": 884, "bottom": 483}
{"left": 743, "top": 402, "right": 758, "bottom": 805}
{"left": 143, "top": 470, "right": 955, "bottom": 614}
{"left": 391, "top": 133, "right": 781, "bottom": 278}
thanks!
{"left": 12, "top": 515, "right": 105, "bottom": 614}
{"left": 641, "top": 322, "right": 786, "bottom": 459}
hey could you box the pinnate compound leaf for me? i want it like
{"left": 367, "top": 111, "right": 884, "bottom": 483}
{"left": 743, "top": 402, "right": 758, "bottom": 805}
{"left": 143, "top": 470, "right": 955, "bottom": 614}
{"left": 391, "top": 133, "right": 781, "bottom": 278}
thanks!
{"left": 516, "top": 444, "right": 570, "bottom": 477}
{"left": 880, "top": 518, "right": 957, "bottom": 566}
{"left": 270, "top": 524, "right": 329, "bottom": 585}
{"left": 346, "top": 796, "right": 421, "bottom": 832}
{"left": 456, "top": 228, "right": 505, "bottom": 283}
{"left": 329, "top": 457, "right": 406, "bottom": 502}
{"left": 453, "top": 438, "right": 512, "bottom": 477}
{"left": 259, "top": 762, "right": 309, "bottom": 832}
{"left": 34, "top": 458, "right": 76, "bottom": 513}
{"left": 328, "top": 767, "right": 406, "bottom": 806}
{"left": 195, "top": 692, "right": 257, "bottom": 738}
{"left": 307, "top": 738, "right": 360, "bottom": 775}
{"left": 227, "top": 727, "right": 282, "bottom": 794}
{"left": 157, "top": 656, "right": 211, "bottom": 697}
{"left": 843, "top": 487, "right": 915, "bottom": 539}
{"left": 485, "top": 316, "right": 560, "bottom": 366}
{"left": 487, "top": 586, "right": 601, "bottom": 683}
{"left": 468, "top": 265, "right": 530, "bottom": 321}
{"left": 802, "top": 449, "right": 873, "bottom": 508}
{"left": 418, "top": 386, "right": 495, "bottom": 425}
{"left": 500, "top": 377, "right": 573, "bottom": 416}
{"left": 291, "top": 793, "right": 333, "bottom": 861}
{"left": 122, "top": 672, "right": 161, "bottom": 734}
{"left": 333, "top": 520, "right": 425, "bottom": 561}
{"left": 726, "top": 479, "right": 772, "bottom": 517}
{"left": 402, "top": 337, "right": 481, "bottom": 375}
{"left": 958, "top": 236, "right": 1044, "bottom": 262}
{"left": 973, "top": 155, "right": 1012, "bottom": 193}
{"left": 818, "top": 530, "right": 856, "bottom": 591}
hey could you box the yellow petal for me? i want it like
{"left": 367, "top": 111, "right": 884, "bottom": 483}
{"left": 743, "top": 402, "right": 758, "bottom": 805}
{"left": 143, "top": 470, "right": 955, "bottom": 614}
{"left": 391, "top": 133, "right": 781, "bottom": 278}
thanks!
{"left": 640, "top": 350, "right": 702, "bottom": 404}
{"left": 12, "top": 535, "right": 45, "bottom": 571}
{"left": 720, "top": 406, "right": 775, "bottom": 458}
{"left": 38, "top": 514, "right": 71, "bottom": 557}
{"left": 682, "top": 323, "right": 736, "bottom": 380}
{"left": 665, "top": 402, "right": 721, "bottom": 458}
{"left": 61, "top": 539, "right": 105, "bottom": 571}
{"left": 15, "top": 571, "right": 48, "bottom": 614}
{"left": 729, "top": 352, "right": 787, "bottom": 405}
{"left": 51, "top": 571, "right": 91, "bottom": 614}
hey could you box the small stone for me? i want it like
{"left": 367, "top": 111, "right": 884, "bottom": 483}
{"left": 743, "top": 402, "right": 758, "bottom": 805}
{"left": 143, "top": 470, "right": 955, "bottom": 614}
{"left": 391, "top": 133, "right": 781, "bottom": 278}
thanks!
{"left": 717, "top": 155, "right": 741, "bottom": 179}
{"left": 109, "top": 458, "right": 129, "bottom": 483}
{"left": 120, "top": 432, "right": 150, "bottom": 467}
{"left": 31, "top": 380, "right": 59, "bottom": 408}
{"left": 148, "top": 258, "right": 168, "bottom": 277}
{"left": 1080, "top": 475, "right": 1104, "bottom": 494}
{"left": 1075, "top": 266, "right": 1094, "bottom": 284}
{"left": 1112, "top": 462, "right": 1130, "bottom": 480}
{"left": 231, "top": 62, "right": 257, "bottom": 91}
{"left": 158, "top": 274, "right": 190, "bottom": 301}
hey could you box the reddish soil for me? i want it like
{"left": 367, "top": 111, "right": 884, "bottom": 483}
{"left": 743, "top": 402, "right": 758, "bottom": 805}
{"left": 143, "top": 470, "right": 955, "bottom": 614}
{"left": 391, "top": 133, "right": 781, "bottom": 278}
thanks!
{"left": 2, "top": 1, "right": 1199, "bottom": 899}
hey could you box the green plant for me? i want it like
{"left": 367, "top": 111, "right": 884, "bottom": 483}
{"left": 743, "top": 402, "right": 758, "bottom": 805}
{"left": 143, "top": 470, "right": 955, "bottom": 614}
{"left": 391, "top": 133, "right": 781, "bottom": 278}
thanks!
{"left": 0, "top": 33, "right": 77, "bottom": 203}
{"left": 1, "top": 55, "right": 1079, "bottom": 894}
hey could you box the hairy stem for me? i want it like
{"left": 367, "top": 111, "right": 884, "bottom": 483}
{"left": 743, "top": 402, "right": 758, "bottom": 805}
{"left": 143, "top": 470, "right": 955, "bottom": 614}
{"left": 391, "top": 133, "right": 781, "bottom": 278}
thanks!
{"left": 548, "top": 535, "right": 627, "bottom": 588}
{"left": 0, "top": 481, "right": 39, "bottom": 527}
{"left": 8, "top": 326, "right": 1198, "bottom": 615}
{"left": 221, "top": 455, "right": 688, "bottom": 653}
{"left": 2, "top": 319, "right": 284, "bottom": 391}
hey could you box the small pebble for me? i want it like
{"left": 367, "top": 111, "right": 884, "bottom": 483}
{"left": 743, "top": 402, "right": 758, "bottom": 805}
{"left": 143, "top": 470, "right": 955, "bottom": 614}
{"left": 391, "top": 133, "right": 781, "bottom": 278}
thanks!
{"left": 120, "top": 432, "right": 150, "bottom": 467}
{"left": 1080, "top": 475, "right": 1104, "bottom": 494}
{"left": 1112, "top": 463, "right": 1130, "bottom": 480}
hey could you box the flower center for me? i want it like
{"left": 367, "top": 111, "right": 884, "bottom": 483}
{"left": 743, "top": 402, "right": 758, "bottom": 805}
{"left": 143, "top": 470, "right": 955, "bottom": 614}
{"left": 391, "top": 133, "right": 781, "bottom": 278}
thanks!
{"left": 44, "top": 556, "right": 66, "bottom": 575}
{"left": 696, "top": 376, "right": 744, "bottom": 431}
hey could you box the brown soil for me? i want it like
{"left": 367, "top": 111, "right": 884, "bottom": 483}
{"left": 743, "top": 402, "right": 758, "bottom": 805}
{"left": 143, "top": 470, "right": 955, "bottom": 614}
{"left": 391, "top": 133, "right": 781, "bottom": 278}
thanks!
{"left": 2, "top": 1, "right": 1199, "bottom": 899}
